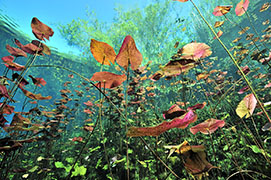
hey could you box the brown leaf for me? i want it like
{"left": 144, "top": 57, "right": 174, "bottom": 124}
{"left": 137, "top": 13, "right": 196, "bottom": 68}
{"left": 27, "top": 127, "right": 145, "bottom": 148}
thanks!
{"left": 31, "top": 17, "right": 54, "bottom": 41}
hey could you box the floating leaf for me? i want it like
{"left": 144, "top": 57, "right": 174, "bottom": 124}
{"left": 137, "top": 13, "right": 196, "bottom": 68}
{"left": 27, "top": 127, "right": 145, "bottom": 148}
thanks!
{"left": 262, "top": 122, "right": 271, "bottom": 131}
{"left": 14, "top": 39, "right": 43, "bottom": 55}
{"left": 90, "top": 39, "right": 116, "bottom": 65}
{"left": 1, "top": 56, "right": 14, "bottom": 62}
{"left": 127, "top": 110, "right": 197, "bottom": 137}
{"left": 31, "top": 17, "right": 54, "bottom": 41}
{"left": 180, "top": 42, "right": 212, "bottom": 60}
{"left": 212, "top": 5, "right": 233, "bottom": 16}
{"left": 90, "top": 72, "right": 126, "bottom": 89}
{"left": 4, "top": 61, "right": 25, "bottom": 71}
{"left": 214, "top": 21, "right": 224, "bottom": 28}
{"left": 0, "top": 84, "right": 10, "bottom": 98}
{"left": 6, "top": 44, "right": 27, "bottom": 57}
{"left": 12, "top": 73, "right": 29, "bottom": 87}
{"left": 190, "top": 119, "right": 225, "bottom": 135}
{"left": 0, "top": 103, "right": 14, "bottom": 114}
{"left": 235, "top": 0, "right": 250, "bottom": 16}
{"left": 116, "top": 35, "right": 143, "bottom": 70}
{"left": 260, "top": 3, "right": 270, "bottom": 12}
{"left": 29, "top": 75, "right": 47, "bottom": 87}
{"left": 213, "top": 30, "right": 223, "bottom": 39}
{"left": 236, "top": 93, "right": 257, "bottom": 118}
{"left": 19, "top": 86, "right": 52, "bottom": 100}
{"left": 32, "top": 40, "right": 51, "bottom": 55}
{"left": 187, "top": 102, "right": 206, "bottom": 111}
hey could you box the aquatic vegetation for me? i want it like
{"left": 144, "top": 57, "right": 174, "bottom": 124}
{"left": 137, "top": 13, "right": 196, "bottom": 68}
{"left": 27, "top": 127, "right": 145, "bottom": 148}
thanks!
{"left": 0, "top": 0, "right": 271, "bottom": 179}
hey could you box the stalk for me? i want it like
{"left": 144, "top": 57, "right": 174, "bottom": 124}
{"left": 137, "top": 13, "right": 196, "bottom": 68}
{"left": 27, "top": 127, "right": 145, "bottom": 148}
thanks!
{"left": 30, "top": 64, "right": 180, "bottom": 178}
{"left": 189, "top": 0, "right": 271, "bottom": 123}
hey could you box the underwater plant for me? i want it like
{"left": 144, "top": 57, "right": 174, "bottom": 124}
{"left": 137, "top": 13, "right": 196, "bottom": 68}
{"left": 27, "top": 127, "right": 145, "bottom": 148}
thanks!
{"left": 0, "top": 0, "right": 271, "bottom": 179}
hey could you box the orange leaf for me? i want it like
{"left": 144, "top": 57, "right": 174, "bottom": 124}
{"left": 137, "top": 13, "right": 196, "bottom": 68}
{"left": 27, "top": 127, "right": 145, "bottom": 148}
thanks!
{"left": 213, "top": 30, "right": 223, "bottom": 39}
{"left": 116, "top": 35, "right": 143, "bottom": 71}
{"left": 90, "top": 71, "right": 127, "bottom": 89}
{"left": 90, "top": 39, "right": 116, "bottom": 65}
{"left": 19, "top": 86, "right": 52, "bottom": 100}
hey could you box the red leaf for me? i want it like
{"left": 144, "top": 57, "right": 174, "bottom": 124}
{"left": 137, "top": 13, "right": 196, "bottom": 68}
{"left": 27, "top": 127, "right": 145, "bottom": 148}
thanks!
{"left": 0, "top": 84, "right": 10, "bottom": 98}
{"left": 0, "top": 103, "right": 14, "bottom": 114}
{"left": 29, "top": 75, "right": 47, "bottom": 87}
{"left": 163, "top": 104, "right": 186, "bottom": 119}
{"left": 212, "top": 5, "right": 233, "bottom": 16}
{"left": 1, "top": 56, "right": 14, "bottom": 62}
{"left": 0, "top": 115, "right": 8, "bottom": 127}
{"left": 31, "top": 17, "right": 54, "bottom": 41}
{"left": 187, "top": 102, "right": 207, "bottom": 111}
{"left": 235, "top": 0, "right": 250, "bottom": 16}
{"left": 14, "top": 39, "right": 43, "bottom": 55}
{"left": 72, "top": 137, "right": 83, "bottom": 142}
{"left": 84, "top": 101, "right": 93, "bottom": 107}
{"left": 190, "top": 119, "right": 225, "bottom": 134}
{"left": 238, "top": 86, "right": 249, "bottom": 94}
{"left": 127, "top": 110, "right": 197, "bottom": 137}
{"left": 6, "top": 44, "right": 27, "bottom": 57}
{"left": 90, "top": 72, "right": 127, "bottom": 89}
{"left": 4, "top": 62, "right": 25, "bottom": 71}
{"left": 83, "top": 125, "right": 93, "bottom": 132}
{"left": 116, "top": 35, "right": 143, "bottom": 71}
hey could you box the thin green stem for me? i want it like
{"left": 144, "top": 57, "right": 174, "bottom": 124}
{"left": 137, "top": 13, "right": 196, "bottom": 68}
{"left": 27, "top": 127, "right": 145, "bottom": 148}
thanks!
{"left": 189, "top": 0, "right": 271, "bottom": 123}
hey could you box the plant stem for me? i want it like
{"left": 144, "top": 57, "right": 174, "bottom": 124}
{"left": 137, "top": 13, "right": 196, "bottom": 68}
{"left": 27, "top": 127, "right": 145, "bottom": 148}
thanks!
{"left": 189, "top": 0, "right": 271, "bottom": 123}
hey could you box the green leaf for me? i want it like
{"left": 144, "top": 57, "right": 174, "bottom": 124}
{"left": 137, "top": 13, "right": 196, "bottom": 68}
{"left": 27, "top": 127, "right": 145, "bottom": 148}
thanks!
{"left": 37, "top": 156, "right": 44, "bottom": 161}
{"left": 72, "top": 164, "right": 87, "bottom": 177}
{"left": 29, "top": 166, "right": 38, "bottom": 173}
{"left": 55, "top": 161, "right": 65, "bottom": 168}
{"left": 103, "top": 164, "right": 108, "bottom": 170}
{"left": 137, "top": 160, "right": 147, "bottom": 168}
{"left": 89, "top": 146, "right": 100, "bottom": 153}
{"left": 249, "top": 145, "right": 262, "bottom": 154}
{"left": 66, "top": 157, "right": 74, "bottom": 163}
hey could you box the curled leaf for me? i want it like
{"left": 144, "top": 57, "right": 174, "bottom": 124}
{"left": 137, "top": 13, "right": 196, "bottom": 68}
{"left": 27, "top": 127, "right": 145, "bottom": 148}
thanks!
{"left": 127, "top": 110, "right": 197, "bottom": 137}
{"left": 190, "top": 119, "right": 225, "bottom": 134}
